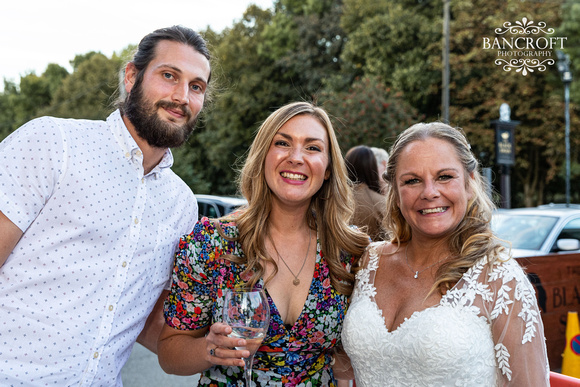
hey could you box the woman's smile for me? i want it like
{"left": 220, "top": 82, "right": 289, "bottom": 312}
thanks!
{"left": 264, "top": 115, "right": 330, "bottom": 208}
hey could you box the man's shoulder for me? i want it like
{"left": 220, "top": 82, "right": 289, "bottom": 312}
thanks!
{"left": 162, "top": 168, "right": 194, "bottom": 195}
{"left": 2, "top": 116, "right": 109, "bottom": 153}
{"left": 19, "top": 115, "right": 109, "bottom": 140}
{"left": 32, "top": 115, "right": 106, "bottom": 127}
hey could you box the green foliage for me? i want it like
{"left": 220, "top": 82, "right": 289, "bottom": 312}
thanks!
{"left": 275, "top": 1, "right": 346, "bottom": 93}
{"left": 0, "top": 50, "right": 121, "bottom": 142}
{"left": 320, "top": 75, "right": 423, "bottom": 152}
{"left": 114, "top": 44, "right": 137, "bottom": 64}
{"left": 340, "top": 0, "right": 442, "bottom": 117}
{"left": 448, "top": 0, "right": 580, "bottom": 207}
{"left": 45, "top": 53, "right": 120, "bottom": 120}
{"left": 170, "top": 142, "right": 212, "bottom": 194}
{"left": 259, "top": 12, "right": 298, "bottom": 60}
{"left": 0, "top": 68, "right": 65, "bottom": 140}
{"left": 2, "top": 0, "right": 579, "bottom": 206}
{"left": 557, "top": 1, "right": 580, "bottom": 106}
{"left": 181, "top": 0, "right": 354, "bottom": 195}
{"left": 172, "top": 5, "right": 279, "bottom": 195}
{"left": 43, "top": 64, "right": 69, "bottom": 95}
{"left": 0, "top": 82, "right": 18, "bottom": 140}
{"left": 70, "top": 51, "right": 101, "bottom": 71}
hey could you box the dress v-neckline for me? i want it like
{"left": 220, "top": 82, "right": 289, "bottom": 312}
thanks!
{"left": 364, "top": 243, "right": 459, "bottom": 334}
{"left": 263, "top": 238, "right": 321, "bottom": 332}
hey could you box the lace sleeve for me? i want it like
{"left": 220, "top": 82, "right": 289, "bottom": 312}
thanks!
{"left": 485, "top": 258, "right": 550, "bottom": 386}
{"left": 352, "top": 242, "right": 383, "bottom": 297}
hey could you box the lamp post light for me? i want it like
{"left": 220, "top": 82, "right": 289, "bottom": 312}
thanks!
{"left": 556, "top": 50, "right": 572, "bottom": 207}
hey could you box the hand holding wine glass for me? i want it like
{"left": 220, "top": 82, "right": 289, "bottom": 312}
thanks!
{"left": 223, "top": 287, "right": 270, "bottom": 387}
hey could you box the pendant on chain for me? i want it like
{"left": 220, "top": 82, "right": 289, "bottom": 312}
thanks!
{"left": 268, "top": 229, "right": 311, "bottom": 287}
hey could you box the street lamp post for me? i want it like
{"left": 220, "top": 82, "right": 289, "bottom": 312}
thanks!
{"left": 556, "top": 50, "right": 572, "bottom": 207}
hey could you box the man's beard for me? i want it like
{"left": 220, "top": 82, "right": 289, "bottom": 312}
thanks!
{"left": 123, "top": 78, "right": 198, "bottom": 149}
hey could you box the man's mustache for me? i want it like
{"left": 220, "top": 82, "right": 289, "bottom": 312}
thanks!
{"left": 156, "top": 100, "right": 192, "bottom": 121}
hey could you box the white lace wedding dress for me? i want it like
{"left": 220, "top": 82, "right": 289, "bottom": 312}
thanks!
{"left": 342, "top": 242, "right": 550, "bottom": 386}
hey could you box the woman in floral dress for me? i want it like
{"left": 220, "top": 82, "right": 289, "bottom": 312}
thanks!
{"left": 158, "top": 101, "right": 369, "bottom": 386}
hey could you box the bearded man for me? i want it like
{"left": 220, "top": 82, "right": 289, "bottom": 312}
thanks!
{"left": 0, "top": 25, "right": 210, "bottom": 386}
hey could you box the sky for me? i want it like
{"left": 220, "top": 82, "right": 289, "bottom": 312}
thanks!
{"left": 0, "top": 0, "right": 274, "bottom": 88}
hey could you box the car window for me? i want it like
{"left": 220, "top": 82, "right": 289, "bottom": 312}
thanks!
{"left": 197, "top": 202, "right": 208, "bottom": 220}
{"left": 558, "top": 217, "right": 580, "bottom": 241}
{"left": 197, "top": 200, "right": 219, "bottom": 219}
{"left": 206, "top": 205, "right": 218, "bottom": 218}
{"left": 492, "top": 214, "right": 558, "bottom": 250}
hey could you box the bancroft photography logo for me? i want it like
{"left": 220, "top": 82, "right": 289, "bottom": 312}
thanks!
{"left": 483, "top": 17, "right": 567, "bottom": 76}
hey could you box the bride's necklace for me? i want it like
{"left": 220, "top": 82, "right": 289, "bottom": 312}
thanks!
{"left": 267, "top": 228, "right": 312, "bottom": 286}
{"left": 405, "top": 244, "right": 449, "bottom": 279}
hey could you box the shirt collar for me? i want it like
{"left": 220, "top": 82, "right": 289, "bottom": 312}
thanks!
{"left": 107, "top": 110, "right": 174, "bottom": 176}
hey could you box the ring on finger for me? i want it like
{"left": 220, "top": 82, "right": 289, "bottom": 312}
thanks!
{"left": 209, "top": 348, "right": 216, "bottom": 357}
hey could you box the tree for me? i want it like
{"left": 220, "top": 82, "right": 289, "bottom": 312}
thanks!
{"left": 0, "top": 81, "right": 19, "bottom": 141}
{"left": 340, "top": 0, "right": 442, "bottom": 118}
{"left": 43, "top": 53, "right": 120, "bottom": 120}
{"left": 0, "top": 64, "right": 69, "bottom": 141}
{"left": 42, "top": 64, "right": 69, "bottom": 97}
{"left": 448, "top": 0, "right": 579, "bottom": 206}
{"left": 320, "top": 75, "right": 422, "bottom": 153}
{"left": 174, "top": 5, "right": 279, "bottom": 195}
{"left": 261, "top": 0, "right": 346, "bottom": 93}
{"left": 179, "top": 0, "right": 352, "bottom": 195}
{"left": 338, "top": 0, "right": 580, "bottom": 206}
{"left": 70, "top": 51, "right": 101, "bottom": 71}
{"left": 557, "top": 1, "right": 580, "bottom": 106}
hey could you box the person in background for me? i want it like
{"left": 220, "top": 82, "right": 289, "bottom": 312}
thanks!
{"left": 345, "top": 145, "right": 386, "bottom": 241}
{"left": 157, "top": 101, "right": 369, "bottom": 386}
{"left": 342, "top": 122, "right": 549, "bottom": 386}
{"left": 371, "top": 146, "right": 389, "bottom": 194}
{"left": 0, "top": 25, "right": 211, "bottom": 386}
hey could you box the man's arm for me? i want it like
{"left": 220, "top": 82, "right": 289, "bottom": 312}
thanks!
{"left": 0, "top": 211, "right": 23, "bottom": 268}
{"left": 136, "top": 289, "right": 170, "bottom": 354}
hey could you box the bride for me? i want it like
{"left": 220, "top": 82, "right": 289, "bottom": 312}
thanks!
{"left": 341, "top": 122, "right": 549, "bottom": 386}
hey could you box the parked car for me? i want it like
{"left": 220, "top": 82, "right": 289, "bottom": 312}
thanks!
{"left": 195, "top": 194, "right": 247, "bottom": 219}
{"left": 491, "top": 203, "right": 580, "bottom": 257}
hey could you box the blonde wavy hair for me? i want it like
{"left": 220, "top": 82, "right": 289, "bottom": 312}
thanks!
{"left": 221, "top": 101, "right": 369, "bottom": 295}
{"left": 383, "top": 122, "right": 506, "bottom": 294}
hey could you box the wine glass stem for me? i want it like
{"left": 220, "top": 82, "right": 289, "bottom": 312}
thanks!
{"left": 244, "top": 356, "right": 254, "bottom": 387}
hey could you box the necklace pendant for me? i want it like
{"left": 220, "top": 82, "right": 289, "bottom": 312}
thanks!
{"left": 414, "top": 271, "right": 419, "bottom": 279}
{"left": 293, "top": 278, "right": 300, "bottom": 286}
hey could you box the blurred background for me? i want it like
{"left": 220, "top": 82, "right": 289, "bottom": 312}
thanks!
{"left": 1, "top": 0, "right": 578, "bottom": 208}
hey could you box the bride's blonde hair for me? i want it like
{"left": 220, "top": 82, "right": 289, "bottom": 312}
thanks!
{"left": 382, "top": 122, "right": 505, "bottom": 294}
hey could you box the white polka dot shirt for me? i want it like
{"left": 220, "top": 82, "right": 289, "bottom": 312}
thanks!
{"left": 0, "top": 110, "right": 197, "bottom": 386}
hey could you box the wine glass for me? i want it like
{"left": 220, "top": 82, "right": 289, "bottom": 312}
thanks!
{"left": 223, "top": 287, "right": 270, "bottom": 387}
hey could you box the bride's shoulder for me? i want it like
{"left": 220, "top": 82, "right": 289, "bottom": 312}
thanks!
{"left": 368, "top": 241, "right": 400, "bottom": 255}
{"left": 360, "top": 241, "right": 399, "bottom": 268}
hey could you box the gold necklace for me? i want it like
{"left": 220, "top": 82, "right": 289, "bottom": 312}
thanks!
{"left": 405, "top": 244, "right": 449, "bottom": 279}
{"left": 267, "top": 228, "right": 312, "bottom": 286}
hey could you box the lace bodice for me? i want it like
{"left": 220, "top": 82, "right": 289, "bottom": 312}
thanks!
{"left": 342, "top": 242, "right": 550, "bottom": 386}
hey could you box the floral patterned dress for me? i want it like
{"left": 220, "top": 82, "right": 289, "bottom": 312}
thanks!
{"left": 164, "top": 217, "right": 355, "bottom": 387}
